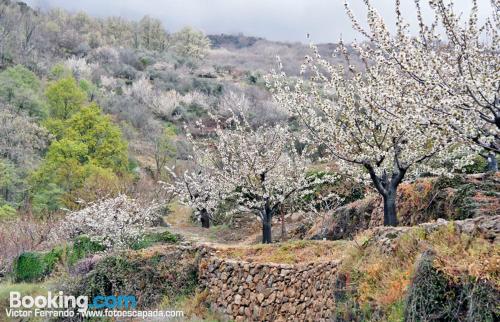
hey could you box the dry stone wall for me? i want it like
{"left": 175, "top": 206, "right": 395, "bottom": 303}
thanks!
{"left": 198, "top": 257, "right": 340, "bottom": 322}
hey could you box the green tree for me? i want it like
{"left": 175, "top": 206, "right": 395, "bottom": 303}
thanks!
{"left": 31, "top": 183, "right": 64, "bottom": 215}
{"left": 45, "top": 77, "right": 86, "bottom": 120}
{"left": 48, "top": 64, "right": 73, "bottom": 81}
{"left": 139, "top": 16, "right": 168, "bottom": 51}
{"left": 171, "top": 27, "right": 210, "bottom": 61}
{"left": 32, "top": 138, "right": 89, "bottom": 191}
{"left": 0, "top": 65, "right": 45, "bottom": 117}
{"left": 65, "top": 104, "right": 128, "bottom": 173}
{"left": 32, "top": 104, "right": 129, "bottom": 212}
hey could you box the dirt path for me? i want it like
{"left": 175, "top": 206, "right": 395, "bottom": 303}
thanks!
{"left": 161, "top": 202, "right": 302, "bottom": 247}
{"left": 165, "top": 224, "right": 215, "bottom": 244}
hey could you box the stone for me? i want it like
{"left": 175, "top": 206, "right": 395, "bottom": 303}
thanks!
{"left": 199, "top": 257, "right": 346, "bottom": 322}
{"left": 253, "top": 305, "right": 261, "bottom": 318}
{"left": 256, "top": 282, "right": 265, "bottom": 293}
{"left": 267, "top": 275, "right": 274, "bottom": 287}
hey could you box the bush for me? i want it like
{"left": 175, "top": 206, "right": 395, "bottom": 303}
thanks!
{"left": 404, "top": 250, "right": 457, "bottom": 321}
{"left": 64, "top": 195, "right": 161, "bottom": 249}
{"left": 13, "top": 249, "right": 62, "bottom": 282}
{"left": 130, "top": 231, "right": 181, "bottom": 250}
{"left": 0, "top": 204, "right": 17, "bottom": 221}
{"left": 67, "top": 236, "right": 106, "bottom": 265}
{"left": 68, "top": 248, "right": 198, "bottom": 309}
{"left": 462, "top": 155, "right": 488, "bottom": 174}
{"left": 12, "top": 236, "right": 105, "bottom": 282}
{"left": 404, "top": 250, "right": 499, "bottom": 321}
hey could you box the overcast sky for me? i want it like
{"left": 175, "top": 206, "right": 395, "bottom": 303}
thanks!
{"left": 24, "top": 0, "right": 489, "bottom": 43}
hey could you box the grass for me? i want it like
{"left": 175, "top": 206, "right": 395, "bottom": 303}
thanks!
{"left": 11, "top": 236, "right": 106, "bottom": 282}
{"left": 158, "top": 290, "right": 227, "bottom": 322}
{"left": 208, "top": 224, "right": 230, "bottom": 241}
{"left": 0, "top": 281, "right": 52, "bottom": 321}
{"left": 130, "top": 231, "right": 181, "bottom": 250}
{"left": 203, "top": 221, "right": 498, "bottom": 320}
{"left": 212, "top": 239, "right": 349, "bottom": 264}
{"left": 335, "top": 222, "right": 499, "bottom": 319}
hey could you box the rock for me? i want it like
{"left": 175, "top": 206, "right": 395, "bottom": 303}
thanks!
{"left": 253, "top": 305, "right": 261, "bottom": 318}
{"left": 200, "top": 257, "right": 343, "bottom": 322}
{"left": 268, "top": 292, "right": 276, "bottom": 303}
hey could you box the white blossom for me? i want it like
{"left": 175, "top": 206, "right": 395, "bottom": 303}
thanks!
{"left": 166, "top": 112, "right": 338, "bottom": 242}
{"left": 64, "top": 195, "right": 161, "bottom": 249}
{"left": 268, "top": 29, "right": 474, "bottom": 225}
{"left": 64, "top": 57, "right": 97, "bottom": 80}
{"left": 343, "top": 0, "right": 499, "bottom": 156}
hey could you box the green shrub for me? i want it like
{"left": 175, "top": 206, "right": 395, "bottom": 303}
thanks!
{"left": 130, "top": 231, "right": 180, "bottom": 250}
{"left": 14, "top": 253, "right": 45, "bottom": 282}
{"left": 404, "top": 250, "right": 498, "bottom": 322}
{"left": 67, "top": 236, "right": 106, "bottom": 265}
{"left": 69, "top": 248, "right": 198, "bottom": 309}
{"left": 43, "top": 248, "right": 64, "bottom": 271}
{"left": 463, "top": 155, "right": 488, "bottom": 174}
{"left": 0, "top": 204, "right": 17, "bottom": 221}
{"left": 13, "top": 237, "right": 105, "bottom": 282}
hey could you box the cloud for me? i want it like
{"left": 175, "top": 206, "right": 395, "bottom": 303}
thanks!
{"left": 24, "top": 0, "right": 490, "bottom": 43}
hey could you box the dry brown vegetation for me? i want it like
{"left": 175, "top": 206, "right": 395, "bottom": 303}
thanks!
{"left": 0, "top": 216, "right": 65, "bottom": 277}
{"left": 208, "top": 239, "right": 350, "bottom": 264}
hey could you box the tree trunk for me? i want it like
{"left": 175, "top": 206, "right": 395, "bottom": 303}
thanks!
{"left": 487, "top": 152, "right": 498, "bottom": 172}
{"left": 262, "top": 209, "right": 273, "bottom": 244}
{"left": 364, "top": 163, "right": 405, "bottom": 227}
{"left": 200, "top": 209, "right": 210, "bottom": 228}
{"left": 383, "top": 189, "right": 398, "bottom": 226}
{"left": 280, "top": 205, "right": 286, "bottom": 241}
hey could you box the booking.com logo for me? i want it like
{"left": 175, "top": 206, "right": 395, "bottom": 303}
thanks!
{"left": 7, "top": 292, "right": 183, "bottom": 319}
{"left": 88, "top": 294, "right": 137, "bottom": 310}
{"left": 9, "top": 291, "right": 136, "bottom": 313}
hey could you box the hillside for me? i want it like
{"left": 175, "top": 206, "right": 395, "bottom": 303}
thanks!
{"left": 0, "top": 0, "right": 498, "bottom": 322}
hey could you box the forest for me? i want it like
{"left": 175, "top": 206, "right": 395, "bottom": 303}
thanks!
{"left": 0, "top": 0, "right": 498, "bottom": 321}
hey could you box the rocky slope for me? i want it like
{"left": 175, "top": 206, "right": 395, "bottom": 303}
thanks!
{"left": 307, "top": 173, "right": 500, "bottom": 240}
